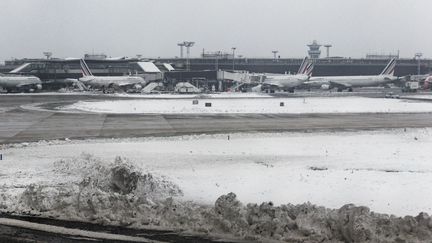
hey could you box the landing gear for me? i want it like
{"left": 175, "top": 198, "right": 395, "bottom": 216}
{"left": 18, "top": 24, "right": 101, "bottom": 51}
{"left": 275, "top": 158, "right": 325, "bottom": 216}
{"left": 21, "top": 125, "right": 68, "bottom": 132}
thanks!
{"left": 337, "top": 88, "right": 343, "bottom": 92}
{"left": 348, "top": 88, "right": 353, "bottom": 92}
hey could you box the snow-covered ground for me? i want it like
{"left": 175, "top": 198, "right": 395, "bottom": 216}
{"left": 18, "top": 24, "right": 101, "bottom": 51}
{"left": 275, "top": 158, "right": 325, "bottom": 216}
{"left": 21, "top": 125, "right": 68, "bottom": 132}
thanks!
{"left": 113, "top": 92, "right": 272, "bottom": 99}
{"left": 401, "top": 94, "right": 432, "bottom": 100}
{"left": 63, "top": 97, "right": 432, "bottom": 114}
{"left": 0, "top": 92, "right": 272, "bottom": 99}
{"left": 1, "top": 128, "right": 432, "bottom": 216}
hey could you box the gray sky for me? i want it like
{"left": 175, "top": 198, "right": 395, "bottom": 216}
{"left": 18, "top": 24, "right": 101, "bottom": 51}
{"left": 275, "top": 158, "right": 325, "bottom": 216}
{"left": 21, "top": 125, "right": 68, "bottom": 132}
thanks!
{"left": 0, "top": 0, "right": 431, "bottom": 61}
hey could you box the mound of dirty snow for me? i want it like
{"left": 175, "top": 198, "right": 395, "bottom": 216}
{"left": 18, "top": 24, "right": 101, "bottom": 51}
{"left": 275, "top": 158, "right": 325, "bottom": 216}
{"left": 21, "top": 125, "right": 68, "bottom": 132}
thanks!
{"left": 2, "top": 154, "right": 432, "bottom": 242}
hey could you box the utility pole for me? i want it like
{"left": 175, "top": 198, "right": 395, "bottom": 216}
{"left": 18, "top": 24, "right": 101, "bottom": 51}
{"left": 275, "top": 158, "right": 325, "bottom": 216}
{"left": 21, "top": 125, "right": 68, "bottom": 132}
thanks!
{"left": 231, "top": 47, "right": 236, "bottom": 71}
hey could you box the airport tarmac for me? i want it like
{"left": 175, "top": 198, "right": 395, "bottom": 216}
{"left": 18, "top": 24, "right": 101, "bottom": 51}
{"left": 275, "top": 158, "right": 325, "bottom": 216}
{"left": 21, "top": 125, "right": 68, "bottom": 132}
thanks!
{"left": 1, "top": 93, "right": 432, "bottom": 144}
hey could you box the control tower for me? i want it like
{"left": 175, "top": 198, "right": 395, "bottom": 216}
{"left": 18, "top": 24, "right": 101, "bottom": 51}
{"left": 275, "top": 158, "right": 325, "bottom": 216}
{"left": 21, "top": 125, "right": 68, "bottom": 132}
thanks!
{"left": 307, "top": 40, "right": 321, "bottom": 59}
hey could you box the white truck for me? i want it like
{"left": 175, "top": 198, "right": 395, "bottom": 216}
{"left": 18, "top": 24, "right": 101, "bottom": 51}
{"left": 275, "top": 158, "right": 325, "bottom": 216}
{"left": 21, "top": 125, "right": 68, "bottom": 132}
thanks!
{"left": 402, "top": 81, "right": 419, "bottom": 93}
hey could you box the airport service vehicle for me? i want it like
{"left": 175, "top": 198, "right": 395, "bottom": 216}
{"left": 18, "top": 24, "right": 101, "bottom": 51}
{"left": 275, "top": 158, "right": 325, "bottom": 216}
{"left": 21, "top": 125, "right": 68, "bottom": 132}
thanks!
{"left": 259, "top": 57, "right": 314, "bottom": 93}
{"left": 305, "top": 58, "right": 398, "bottom": 92}
{"left": 423, "top": 75, "right": 432, "bottom": 90}
{"left": 402, "top": 81, "right": 419, "bottom": 92}
{"left": 79, "top": 59, "right": 146, "bottom": 93}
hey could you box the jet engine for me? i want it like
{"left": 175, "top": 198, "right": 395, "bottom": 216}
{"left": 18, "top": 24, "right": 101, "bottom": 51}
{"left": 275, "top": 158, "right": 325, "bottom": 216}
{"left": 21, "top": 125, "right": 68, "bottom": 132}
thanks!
{"left": 320, "top": 84, "right": 330, "bottom": 90}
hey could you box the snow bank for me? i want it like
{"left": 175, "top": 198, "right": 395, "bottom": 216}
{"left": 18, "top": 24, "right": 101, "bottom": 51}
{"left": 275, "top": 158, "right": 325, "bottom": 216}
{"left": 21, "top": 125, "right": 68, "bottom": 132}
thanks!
{"left": 3, "top": 154, "right": 432, "bottom": 242}
{"left": 4, "top": 154, "right": 182, "bottom": 225}
{"left": 63, "top": 97, "right": 432, "bottom": 114}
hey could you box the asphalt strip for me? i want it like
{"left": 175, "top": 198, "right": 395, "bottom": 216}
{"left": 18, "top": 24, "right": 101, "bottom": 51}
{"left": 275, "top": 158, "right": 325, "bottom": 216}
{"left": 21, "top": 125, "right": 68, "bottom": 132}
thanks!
{"left": 0, "top": 218, "right": 163, "bottom": 243}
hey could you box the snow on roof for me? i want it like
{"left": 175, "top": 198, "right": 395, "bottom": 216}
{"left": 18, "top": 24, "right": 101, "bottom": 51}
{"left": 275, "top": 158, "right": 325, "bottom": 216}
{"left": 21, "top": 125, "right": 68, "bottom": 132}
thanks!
{"left": 137, "top": 62, "right": 161, "bottom": 73}
{"left": 163, "top": 63, "right": 175, "bottom": 71}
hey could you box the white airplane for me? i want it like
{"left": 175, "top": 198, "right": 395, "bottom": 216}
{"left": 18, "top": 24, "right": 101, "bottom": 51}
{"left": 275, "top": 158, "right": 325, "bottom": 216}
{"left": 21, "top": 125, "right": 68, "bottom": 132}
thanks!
{"left": 258, "top": 57, "right": 314, "bottom": 93}
{"left": 0, "top": 66, "right": 42, "bottom": 93}
{"left": 79, "top": 59, "right": 146, "bottom": 93}
{"left": 305, "top": 58, "right": 398, "bottom": 91}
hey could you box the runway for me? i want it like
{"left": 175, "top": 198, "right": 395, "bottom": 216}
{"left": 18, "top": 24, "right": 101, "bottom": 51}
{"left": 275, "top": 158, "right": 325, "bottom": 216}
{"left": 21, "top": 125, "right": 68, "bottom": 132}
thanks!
{"left": 1, "top": 94, "right": 432, "bottom": 144}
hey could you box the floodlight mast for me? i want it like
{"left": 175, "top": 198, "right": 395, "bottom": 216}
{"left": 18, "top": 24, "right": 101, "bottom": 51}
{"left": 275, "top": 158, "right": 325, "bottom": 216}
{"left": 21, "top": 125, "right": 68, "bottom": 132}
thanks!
{"left": 183, "top": 41, "right": 195, "bottom": 71}
{"left": 43, "top": 52, "right": 52, "bottom": 59}
{"left": 231, "top": 47, "right": 236, "bottom": 71}
{"left": 415, "top": 52, "right": 423, "bottom": 75}
{"left": 272, "top": 50, "right": 278, "bottom": 61}
{"left": 177, "top": 43, "right": 185, "bottom": 58}
{"left": 324, "top": 44, "right": 332, "bottom": 58}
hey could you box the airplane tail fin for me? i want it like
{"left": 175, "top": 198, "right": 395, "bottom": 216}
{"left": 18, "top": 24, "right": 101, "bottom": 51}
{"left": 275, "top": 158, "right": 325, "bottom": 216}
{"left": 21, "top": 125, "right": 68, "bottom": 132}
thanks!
{"left": 298, "top": 57, "right": 314, "bottom": 77}
{"left": 380, "top": 58, "right": 397, "bottom": 76}
{"left": 80, "top": 59, "right": 93, "bottom": 77}
{"left": 297, "top": 57, "right": 308, "bottom": 74}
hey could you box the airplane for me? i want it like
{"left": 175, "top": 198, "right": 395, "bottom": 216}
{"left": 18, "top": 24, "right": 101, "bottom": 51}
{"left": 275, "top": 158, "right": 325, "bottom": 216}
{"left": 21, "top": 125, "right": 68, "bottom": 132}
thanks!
{"left": 257, "top": 57, "right": 314, "bottom": 93}
{"left": 0, "top": 66, "right": 42, "bottom": 93}
{"left": 304, "top": 58, "right": 398, "bottom": 92}
{"left": 79, "top": 59, "right": 146, "bottom": 93}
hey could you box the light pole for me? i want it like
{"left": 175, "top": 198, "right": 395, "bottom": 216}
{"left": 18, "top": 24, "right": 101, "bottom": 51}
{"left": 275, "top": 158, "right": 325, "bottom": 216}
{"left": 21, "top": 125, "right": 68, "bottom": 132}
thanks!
{"left": 415, "top": 52, "right": 423, "bottom": 75}
{"left": 324, "top": 44, "right": 332, "bottom": 58}
{"left": 215, "top": 51, "right": 221, "bottom": 71}
{"left": 183, "top": 41, "right": 195, "bottom": 71}
{"left": 43, "top": 52, "right": 52, "bottom": 59}
{"left": 231, "top": 47, "right": 236, "bottom": 71}
{"left": 272, "top": 50, "right": 278, "bottom": 61}
{"left": 177, "top": 43, "right": 185, "bottom": 58}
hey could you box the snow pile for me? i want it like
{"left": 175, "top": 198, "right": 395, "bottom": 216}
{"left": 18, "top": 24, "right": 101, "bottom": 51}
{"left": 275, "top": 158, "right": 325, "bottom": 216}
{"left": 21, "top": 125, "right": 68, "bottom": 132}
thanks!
{"left": 2, "top": 153, "right": 432, "bottom": 241}
{"left": 8, "top": 187, "right": 432, "bottom": 242}
{"left": 10, "top": 154, "right": 182, "bottom": 225}
{"left": 210, "top": 193, "right": 432, "bottom": 242}
{"left": 64, "top": 97, "right": 432, "bottom": 114}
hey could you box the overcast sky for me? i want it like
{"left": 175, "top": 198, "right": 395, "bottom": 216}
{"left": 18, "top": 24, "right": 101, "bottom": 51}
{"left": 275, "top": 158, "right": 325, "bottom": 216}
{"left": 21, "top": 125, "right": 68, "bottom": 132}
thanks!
{"left": 0, "top": 0, "right": 431, "bottom": 61}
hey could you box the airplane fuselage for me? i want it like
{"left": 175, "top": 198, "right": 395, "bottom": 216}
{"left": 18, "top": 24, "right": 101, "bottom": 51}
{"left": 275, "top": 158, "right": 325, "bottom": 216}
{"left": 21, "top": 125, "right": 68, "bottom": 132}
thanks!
{"left": 263, "top": 74, "right": 309, "bottom": 89}
{"left": 308, "top": 75, "right": 397, "bottom": 88}
{"left": 79, "top": 76, "right": 145, "bottom": 89}
{"left": 0, "top": 76, "right": 42, "bottom": 92}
